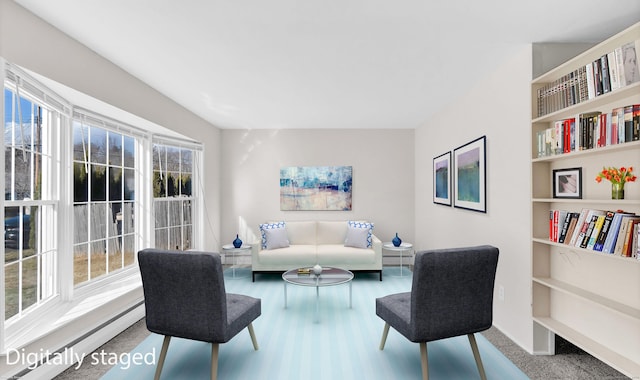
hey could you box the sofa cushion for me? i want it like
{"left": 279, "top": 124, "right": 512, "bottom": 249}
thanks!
{"left": 317, "top": 221, "right": 348, "bottom": 244}
{"left": 345, "top": 221, "right": 374, "bottom": 248}
{"left": 285, "top": 221, "right": 317, "bottom": 245}
{"left": 258, "top": 245, "right": 317, "bottom": 266}
{"left": 259, "top": 222, "right": 288, "bottom": 249}
{"left": 317, "top": 244, "right": 376, "bottom": 264}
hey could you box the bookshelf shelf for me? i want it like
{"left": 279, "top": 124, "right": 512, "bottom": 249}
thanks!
{"left": 532, "top": 317, "right": 640, "bottom": 377}
{"left": 532, "top": 81, "right": 640, "bottom": 123}
{"left": 532, "top": 198, "right": 640, "bottom": 205}
{"left": 530, "top": 22, "right": 640, "bottom": 378}
{"left": 532, "top": 140, "right": 640, "bottom": 162}
{"left": 533, "top": 276, "right": 640, "bottom": 319}
{"left": 532, "top": 238, "right": 640, "bottom": 264}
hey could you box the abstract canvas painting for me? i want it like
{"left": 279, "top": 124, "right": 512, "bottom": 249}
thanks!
{"left": 433, "top": 151, "right": 451, "bottom": 206}
{"left": 453, "top": 136, "right": 486, "bottom": 213}
{"left": 280, "top": 166, "right": 352, "bottom": 211}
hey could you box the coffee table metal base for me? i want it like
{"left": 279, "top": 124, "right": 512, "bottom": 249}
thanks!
{"left": 282, "top": 267, "right": 353, "bottom": 323}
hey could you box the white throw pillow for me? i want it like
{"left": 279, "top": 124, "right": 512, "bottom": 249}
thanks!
{"left": 260, "top": 222, "right": 290, "bottom": 249}
{"left": 344, "top": 226, "right": 370, "bottom": 248}
{"left": 344, "top": 221, "right": 374, "bottom": 248}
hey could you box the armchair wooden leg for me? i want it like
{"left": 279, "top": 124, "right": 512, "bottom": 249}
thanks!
{"left": 154, "top": 336, "right": 171, "bottom": 380}
{"left": 211, "top": 343, "right": 219, "bottom": 380}
{"left": 248, "top": 323, "right": 259, "bottom": 350}
{"left": 379, "top": 322, "right": 390, "bottom": 350}
{"left": 420, "top": 342, "right": 428, "bottom": 380}
{"left": 468, "top": 333, "right": 487, "bottom": 380}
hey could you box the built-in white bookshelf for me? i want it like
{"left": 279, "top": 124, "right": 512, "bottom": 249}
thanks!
{"left": 530, "top": 22, "right": 640, "bottom": 378}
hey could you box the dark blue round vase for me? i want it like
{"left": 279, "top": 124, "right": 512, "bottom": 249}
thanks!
{"left": 233, "top": 234, "right": 243, "bottom": 248}
{"left": 392, "top": 233, "right": 402, "bottom": 247}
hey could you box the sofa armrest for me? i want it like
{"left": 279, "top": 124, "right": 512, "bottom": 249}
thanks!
{"left": 371, "top": 234, "right": 382, "bottom": 255}
{"left": 370, "top": 234, "right": 383, "bottom": 268}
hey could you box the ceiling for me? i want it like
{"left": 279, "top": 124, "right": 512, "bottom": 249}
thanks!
{"left": 12, "top": 0, "right": 640, "bottom": 130}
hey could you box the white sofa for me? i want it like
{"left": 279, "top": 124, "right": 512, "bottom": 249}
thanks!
{"left": 250, "top": 221, "right": 382, "bottom": 281}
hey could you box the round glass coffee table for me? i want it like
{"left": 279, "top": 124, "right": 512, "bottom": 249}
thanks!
{"left": 282, "top": 266, "right": 353, "bottom": 322}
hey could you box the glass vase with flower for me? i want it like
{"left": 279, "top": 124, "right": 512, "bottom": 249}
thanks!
{"left": 595, "top": 166, "right": 637, "bottom": 199}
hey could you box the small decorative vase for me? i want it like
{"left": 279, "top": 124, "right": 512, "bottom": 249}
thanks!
{"left": 233, "top": 234, "right": 243, "bottom": 248}
{"left": 611, "top": 183, "right": 624, "bottom": 200}
{"left": 312, "top": 264, "right": 323, "bottom": 276}
{"left": 392, "top": 233, "right": 402, "bottom": 247}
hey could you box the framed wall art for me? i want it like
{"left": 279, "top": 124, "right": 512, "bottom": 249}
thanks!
{"left": 433, "top": 151, "right": 451, "bottom": 206}
{"left": 552, "top": 167, "right": 582, "bottom": 199}
{"left": 280, "top": 166, "right": 352, "bottom": 211}
{"left": 453, "top": 136, "right": 486, "bottom": 213}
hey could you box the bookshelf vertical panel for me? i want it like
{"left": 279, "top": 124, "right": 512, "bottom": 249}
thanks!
{"left": 532, "top": 241, "right": 550, "bottom": 278}
{"left": 531, "top": 162, "right": 550, "bottom": 199}
{"left": 532, "top": 281, "right": 550, "bottom": 318}
{"left": 531, "top": 202, "right": 551, "bottom": 239}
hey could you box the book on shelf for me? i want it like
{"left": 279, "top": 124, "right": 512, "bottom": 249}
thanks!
{"left": 621, "top": 218, "right": 640, "bottom": 257}
{"left": 535, "top": 104, "right": 640, "bottom": 158}
{"left": 635, "top": 223, "right": 639, "bottom": 259}
{"left": 593, "top": 210, "right": 615, "bottom": 251}
{"left": 607, "top": 50, "right": 621, "bottom": 92}
{"left": 621, "top": 40, "right": 640, "bottom": 86}
{"left": 602, "top": 211, "right": 636, "bottom": 253}
{"left": 614, "top": 216, "right": 640, "bottom": 256}
{"left": 568, "top": 208, "right": 591, "bottom": 246}
{"left": 624, "top": 105, "right": 634, "bottom": 142}
{"left": 581, "top": 213, "right": 603, "bottom": 248}
{"left": 549, "top": 209, "right": 639, "bottom": 258}
{"left": 633, "top": 104, "right": 640, "bottom": 141}
{"left": 535, "top": 39, "right": 640, "bottom": 118}
{"left": 557, "top": 211, "right": 574, "bottom": 243}
{"left": 561, "top": 212, "right": 580, "bottom": 244}
{"left": 600, "top": 54, "right": 611, "bottom": 94}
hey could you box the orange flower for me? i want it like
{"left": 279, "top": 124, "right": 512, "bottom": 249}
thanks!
{"left": 595, "top": 166, "right": 637, "bottom": 186}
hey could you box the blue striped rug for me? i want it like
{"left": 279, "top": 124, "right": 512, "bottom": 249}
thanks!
{"left": 102, "top": 268, "right": 528, "bottom": 379}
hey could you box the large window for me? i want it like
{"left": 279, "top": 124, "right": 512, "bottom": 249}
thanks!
{"left": 153, "top": 144, "right": 193, "bottom": 250}
{"left": 72, "top": 115, "right": 137, "bottom": 286}
{"left": 2, "top": 62, "right": 203, "bottom": 344}
{"left": 3, "top": 85, "right": 59, "bottom": 321}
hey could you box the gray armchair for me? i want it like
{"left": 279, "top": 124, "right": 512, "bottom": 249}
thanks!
{"left": 138, "top": 249, "right": 261, "bottom": 380}
{"left": 376, "top": 245, "right": 499, "bottom": 380}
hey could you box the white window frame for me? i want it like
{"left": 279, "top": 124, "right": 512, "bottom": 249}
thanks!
{"left": 151, "top": 139, "right": 200, "bottom": 251}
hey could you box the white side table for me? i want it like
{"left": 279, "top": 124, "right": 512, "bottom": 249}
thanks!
{"left": 382, "top": 242, "right": 413, "bottom": 277}
{"left": 221, "top": 244, "right": 251, "bottom": 278}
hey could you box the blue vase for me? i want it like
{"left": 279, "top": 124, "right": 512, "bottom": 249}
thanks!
{"left": 392, "top": 233, "right": 402, "bottom": 247}
{"left": 233, "top": 234, "right": 243, "bottom": 248}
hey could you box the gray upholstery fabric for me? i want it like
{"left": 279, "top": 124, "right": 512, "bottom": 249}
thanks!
{"left": 138, "top": 249, "right": 261, "bottom": 343}
{"left": 376, "top": 245, "right": 499, "bottom": 343}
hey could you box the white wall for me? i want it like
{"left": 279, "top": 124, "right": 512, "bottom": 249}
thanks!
{"left": 414, "top": 45, "right": 534, "bottom": 351}
{"left": 220, "top": 129, "right": 415, "bottom": 247}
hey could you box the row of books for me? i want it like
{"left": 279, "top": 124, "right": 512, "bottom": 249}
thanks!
{"left": 549, "top": 209, "right": 639, "bottom": 258}
{"left": 536, "top": 40, "right": 640, "bottom": 117}
{"left": 536, "top": 104, "right": 640, "bottom": 157}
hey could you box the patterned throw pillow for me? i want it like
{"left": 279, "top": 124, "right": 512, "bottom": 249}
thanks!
{"left": 344, "top": 221, "right": 374, "bottom": 248}
{"left": 259, "top": 222, "right": 289, "bottom": 249}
